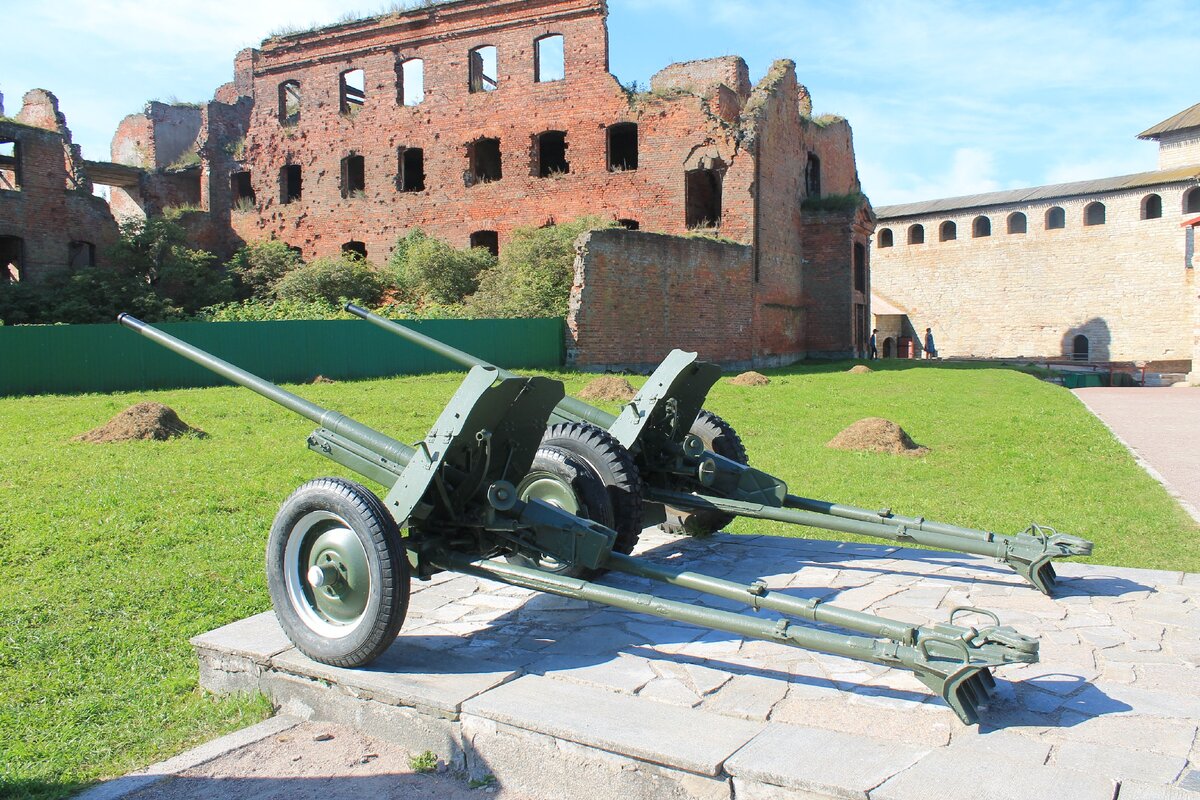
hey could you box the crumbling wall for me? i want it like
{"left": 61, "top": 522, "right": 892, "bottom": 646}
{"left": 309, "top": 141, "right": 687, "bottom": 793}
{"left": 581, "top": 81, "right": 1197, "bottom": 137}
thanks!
{"left": 567, "top": 229, "right": 755, "bottom": 369}
{"left": 650, "top": 57, "right": 751, "bottom": 100}
{"left": 210, "top": 0, "right": 762, "bottom": 262}
{"left": 0, "top": 91, "right": 119, "bottom": 282}
{"left": 146, "top": 0, "right": 870, "bottom": 363}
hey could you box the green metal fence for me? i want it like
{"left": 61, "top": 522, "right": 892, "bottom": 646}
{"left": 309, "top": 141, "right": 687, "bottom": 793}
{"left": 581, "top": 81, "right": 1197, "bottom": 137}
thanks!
{"left": 0, "top": 318, "right": 564, "bottom": 396}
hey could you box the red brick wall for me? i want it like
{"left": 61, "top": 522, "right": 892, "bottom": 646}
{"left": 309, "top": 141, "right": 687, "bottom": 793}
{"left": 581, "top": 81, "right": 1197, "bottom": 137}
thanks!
{"left": 567, "top": 229, "right": 755, "bottom": 369}
{"left": 0, "top": 92, "right": 119, "bottom": 283}
{"left": 801, "top": 206, "right": 873, "bottom": 357}
{"left": 209, "top": 0, "right": 763, "bottom": 262}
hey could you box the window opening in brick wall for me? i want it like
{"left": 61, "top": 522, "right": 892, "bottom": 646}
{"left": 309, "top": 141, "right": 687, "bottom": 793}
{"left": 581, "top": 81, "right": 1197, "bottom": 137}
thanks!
{"left": 617, "top": 219, "right": 640, "bottom": 230}
{"left": 469, "top": 230, "right": 499, "bottom": 256}
{"left": 607, "top": 123, "right": 638, "bottom": 171}
{"left": 1045, "top": 206, "right": 1065, "bottom": 229}
{"left": 685, "top": 168, "right": 723, "bottom": 229}
{"left": 1, "top": 236, "right": 23, "bottom": 282}
{"left": 342, "top": 241, "right": 367, "bottom": 259}
{"left": 398, "top": 147, "right": 425, "bottom": 192}
{"left": 939, "top": 220, "right": 957, "bottom": 241}
{"left": 853, "top": 242, "right": 867, "bottom": 293}
{"left": 1141, "top": 193, "right": 1162, "bottom": 220}
{"left": 1007, "top": 212, "right": 1027, "bottom": 234}
{"left": 467, "top": 138, "right": 502, "bottom": 184}
{"left": 68, "top": 240, "right": 96, "bottom": 268}
{"left": 877, "top": 228, "right": 893, "bottom": 247}
{"left": 340, "top": 69, "right": 366, "bottom": 115}
{"left": 341, "top": 155, "right": 366, "bottom": 197}
{"left": 535, "top": 130, "right": 569, "bottom": 177}
{"left": 1084, "top": 201, "right": 1106, "bottom": 226}
{"left": 1072, "top": 334, "right": 1089, "bottom": 362}
{"left": 805, "top": 152, "right": 821, "bottom": 197}
{"left": 1185, "top": 187, "right": 1200, "bottom": 214}
{"left": 287, "top": 245, "right": 303, "bottom": 258}
{"left": 0, "top": 138, "right": 21, "bottom": 191}
{"left": 281, "top": 165, "right": 302, "bottom": 204}
{"left": 469, "top": 46, "right": 499, "bottom": 93}
{"left": 278, "top": 81, "right": 301, "bottom": 125}
{"left": 398, "top": 59, "right": 425, "bottom": 106}
{"left": 534, "top": 34, "right": 564, "bottom": 82}
{"left": 231, "top": 171, "right": 255, "bottom": 210}
{"left": 907, "top": 224, "right": 925, "bottom": 244}
{"left": 972, "top": 215, "right": 991, "bottom": 238}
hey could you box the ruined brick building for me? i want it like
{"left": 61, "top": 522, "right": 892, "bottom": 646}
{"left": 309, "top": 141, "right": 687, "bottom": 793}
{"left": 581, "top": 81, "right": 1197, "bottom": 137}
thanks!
{"left": 4, "top": 0, "right": 874, "bottom": 366}
{"left": 871, "top": 103, "right": 1200, "bottom": 381}
{"left": 0, "top": 90, "right": 124, "bottom": 282}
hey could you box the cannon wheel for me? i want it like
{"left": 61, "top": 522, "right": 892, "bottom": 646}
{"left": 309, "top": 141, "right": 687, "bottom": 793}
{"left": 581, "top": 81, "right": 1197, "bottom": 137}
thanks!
{"left": 508, "top": 445, "right": 616, "bottom": 579}
{"left": 665, "top": 410, "right": 750, "bottom": 537}
{"left": 266, "top": 477, "right": 409, "bottom": 668}
{"left": 539, "top": 422, "right": 643, "bottom": 555}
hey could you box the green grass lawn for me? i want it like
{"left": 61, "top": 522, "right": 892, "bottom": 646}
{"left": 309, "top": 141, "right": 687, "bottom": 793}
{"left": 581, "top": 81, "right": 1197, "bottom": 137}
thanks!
{"left": 1, "top": 361, "right": 1196, "bottom": 798}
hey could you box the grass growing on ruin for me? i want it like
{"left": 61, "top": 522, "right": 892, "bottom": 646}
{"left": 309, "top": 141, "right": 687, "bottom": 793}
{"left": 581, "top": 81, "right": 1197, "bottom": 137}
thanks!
{"left": 2, "top": 363, "right": 1196, "bottom": 798}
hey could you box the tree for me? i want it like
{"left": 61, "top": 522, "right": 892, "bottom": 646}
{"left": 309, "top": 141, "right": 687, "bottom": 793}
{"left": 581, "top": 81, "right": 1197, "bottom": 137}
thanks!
{"left": 274, "top": 253, "right": 391, "bottom": 305}
{"left": 226, "top": 240, "right": 303, "bottom": 300}
{"left": 388, "top": 229, "right": 495, "bottom": 305}
{"left": 467, "top": 216, "right": 615, "bottom": 318}
{"left": 105, "top": 217, "right": 231, "bottom": 315}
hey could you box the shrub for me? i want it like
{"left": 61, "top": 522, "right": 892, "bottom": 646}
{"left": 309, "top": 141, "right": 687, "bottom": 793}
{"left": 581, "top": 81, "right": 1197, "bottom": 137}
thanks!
{"left": 388, "top": 229, "right": 495, "bottom": 305}
{"left": 0, "top": 217, "right": 226, "bottom": 324}
{"left": 226, "top": 240, "right": 304, "bottom": 300}
{"left": 467, "top": 216, "right": 615, "bottom": 318}
{"left": 198, "top": 298, "right": 344, "bottom": 321}
{"left": 274, "top": 253, "right": 391, "bottom": 305}
{"left": 106, "top": 217, "right": 231, "bottom": 315}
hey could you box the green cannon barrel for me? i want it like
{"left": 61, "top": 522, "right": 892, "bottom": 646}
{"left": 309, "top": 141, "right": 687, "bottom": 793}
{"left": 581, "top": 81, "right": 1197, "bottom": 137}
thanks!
{"left": 343, "top": 303, "right": 616, "bottom": 430}
{"left": 117, "top": 314, "right": 417, "bottom": 468}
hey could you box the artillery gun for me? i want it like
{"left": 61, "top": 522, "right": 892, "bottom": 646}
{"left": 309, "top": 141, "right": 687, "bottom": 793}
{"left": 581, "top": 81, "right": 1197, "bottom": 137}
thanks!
{"left": 342, "top": 304, "right": 1093, "bottom": 595}
{"left": 118, "top": 313, "right": 1044, "bottom": 724}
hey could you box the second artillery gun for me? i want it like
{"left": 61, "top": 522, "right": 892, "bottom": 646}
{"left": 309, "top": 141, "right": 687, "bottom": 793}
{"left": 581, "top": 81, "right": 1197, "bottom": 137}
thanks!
{"left": 118, "top": 313, "right": 1045, "bottom": 724}
{"left": 344, "top": 303, "right": 1093, "bottom": 595}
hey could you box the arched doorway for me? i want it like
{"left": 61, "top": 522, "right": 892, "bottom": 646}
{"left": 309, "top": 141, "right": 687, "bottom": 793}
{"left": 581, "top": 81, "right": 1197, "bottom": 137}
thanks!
{"left": 1072, "top": 334, "right": 1089, "bottom": 362}
{"left": 882, "top": 338, "right": 894, "bottom": 358}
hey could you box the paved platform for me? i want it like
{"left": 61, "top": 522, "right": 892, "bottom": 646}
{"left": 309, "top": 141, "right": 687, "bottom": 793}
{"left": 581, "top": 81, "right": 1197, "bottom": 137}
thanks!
{"left": 194, "top": 529, "right": 1200, "bottom": 800}
{"left": 1075, "top": 387, "right": 1200, "bottom": 523}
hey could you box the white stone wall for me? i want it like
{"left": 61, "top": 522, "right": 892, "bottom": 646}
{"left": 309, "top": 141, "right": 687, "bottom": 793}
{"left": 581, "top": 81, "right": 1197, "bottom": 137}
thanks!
{"left": 873, "top": 184, "right": 1196, "bottom": 364}
{"left": 1157, "top": 131, "right": 1200, "bottom": 170}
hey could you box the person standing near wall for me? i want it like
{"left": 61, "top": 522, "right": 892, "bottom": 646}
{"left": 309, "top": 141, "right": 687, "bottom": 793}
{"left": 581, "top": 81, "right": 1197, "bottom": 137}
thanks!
{"left": 924, "top": 327, "right": 937, "bottom": 359}
{"left": 869, "top": 329, "right": 879, "bottom": 359}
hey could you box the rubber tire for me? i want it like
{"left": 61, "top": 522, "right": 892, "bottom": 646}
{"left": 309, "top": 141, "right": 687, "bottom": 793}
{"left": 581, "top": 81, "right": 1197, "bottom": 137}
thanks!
{"left": 664, "top": 410, "right": 750, "bottom": 537}
{"left": 539, "top": 421, "right": 644, "bottom": 555}
{"left": 509, "top": 446, "right": 617, "bottom": 579}
{"left": 266, "top": 477, "right": 409, "bottom": 668}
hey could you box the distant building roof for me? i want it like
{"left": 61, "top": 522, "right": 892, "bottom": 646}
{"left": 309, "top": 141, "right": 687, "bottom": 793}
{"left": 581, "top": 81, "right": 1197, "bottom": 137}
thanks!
{"left": 1138, "top": 101, "right": 1200, "bottom": 140}
{"left": 875, "top": 165, "right": 1200, "bottom": 220}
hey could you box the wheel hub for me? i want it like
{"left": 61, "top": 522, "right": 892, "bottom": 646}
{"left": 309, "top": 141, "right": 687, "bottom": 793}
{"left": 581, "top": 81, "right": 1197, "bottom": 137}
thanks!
{"left": 303, "top": 524, "right": 370, "bottom": 626}
{"left": 518, "top": 471, "right": 581, "bottom": 515}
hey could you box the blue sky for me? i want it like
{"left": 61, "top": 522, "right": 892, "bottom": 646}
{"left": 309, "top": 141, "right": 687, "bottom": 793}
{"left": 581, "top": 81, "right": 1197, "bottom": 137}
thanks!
{"left": 1, "top": 0, "right": 1195, "bottom": 206}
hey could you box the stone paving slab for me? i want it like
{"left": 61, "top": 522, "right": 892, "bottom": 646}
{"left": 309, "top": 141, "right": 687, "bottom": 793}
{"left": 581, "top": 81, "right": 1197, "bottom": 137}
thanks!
{"left": 725, "top": 724, "right": 929, "bottom": 799}
{"left": 462, "top": 674, "right": 764, "bottom": 776}
{"left": 272, "top": 641, "right": 519, "bottom": 716}
{"left": 195, "top": 527, "right": 1200, "bottom": 799}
